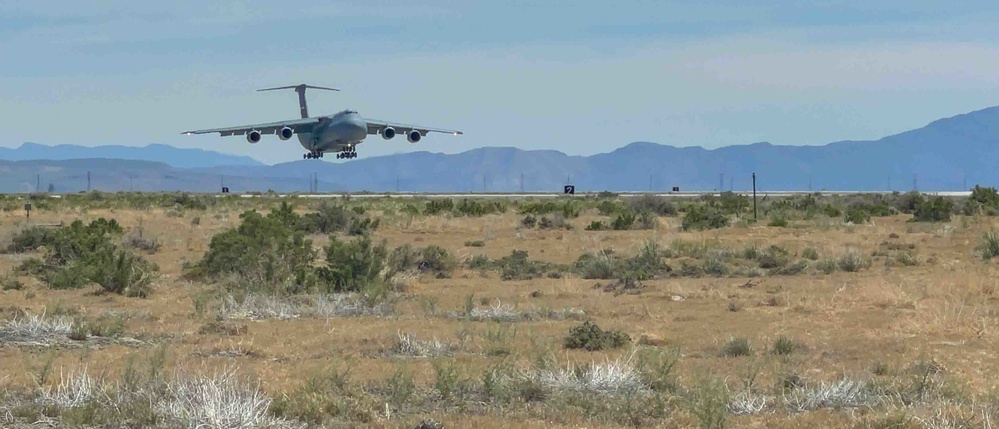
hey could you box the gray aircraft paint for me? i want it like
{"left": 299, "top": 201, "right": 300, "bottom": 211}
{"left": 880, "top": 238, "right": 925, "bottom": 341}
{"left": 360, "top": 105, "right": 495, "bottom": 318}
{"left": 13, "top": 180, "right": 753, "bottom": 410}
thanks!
{"left": 182, "top": 84, "right": 462, "bottom": 159}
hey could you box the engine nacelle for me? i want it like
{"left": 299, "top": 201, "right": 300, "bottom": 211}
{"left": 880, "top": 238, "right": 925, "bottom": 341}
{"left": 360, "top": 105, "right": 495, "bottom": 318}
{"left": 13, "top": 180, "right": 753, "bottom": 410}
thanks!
{"left": 407, "top": 130, "right": 422, "bottom": 143}
{"left": 246, "top": 130, "right": 262, "bottom": 144}
{"left": 381, "top": 127, "right": 396, "bottom": 140}
{"left": 277, "top": 126, "right": 294, "bottom": 140}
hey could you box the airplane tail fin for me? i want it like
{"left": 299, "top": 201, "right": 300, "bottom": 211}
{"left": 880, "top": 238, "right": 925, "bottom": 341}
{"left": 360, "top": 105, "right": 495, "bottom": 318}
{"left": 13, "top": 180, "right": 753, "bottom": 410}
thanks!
{"left": 257, "top": 84, "right": 340, "bottom": 119}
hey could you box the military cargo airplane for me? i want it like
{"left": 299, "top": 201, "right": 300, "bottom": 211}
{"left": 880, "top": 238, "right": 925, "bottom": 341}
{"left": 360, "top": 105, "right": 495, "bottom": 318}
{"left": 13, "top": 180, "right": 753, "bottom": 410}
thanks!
{"left": 182, "top": 84, "right": 462, "bottom": 160}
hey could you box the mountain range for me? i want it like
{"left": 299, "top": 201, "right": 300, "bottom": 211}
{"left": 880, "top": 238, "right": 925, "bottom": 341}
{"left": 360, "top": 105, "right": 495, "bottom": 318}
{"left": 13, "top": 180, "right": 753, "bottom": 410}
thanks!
{"left": 2, "top": 105, "right": 998, "bottom": 193}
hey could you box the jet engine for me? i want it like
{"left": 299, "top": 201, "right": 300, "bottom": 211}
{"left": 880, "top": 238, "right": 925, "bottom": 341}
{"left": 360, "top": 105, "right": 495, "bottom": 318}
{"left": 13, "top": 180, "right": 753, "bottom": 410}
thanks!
{"left": 407, "top": 130, "right": 422, "bottom": 143}
{"left": 381, "top": 127, "right": 396, "bottom": 140}
{"left": 277, "top": 126, "right": 294, "bottom": 140}
{"left": 246, "top": 130, "right": 262, "bottom": 144}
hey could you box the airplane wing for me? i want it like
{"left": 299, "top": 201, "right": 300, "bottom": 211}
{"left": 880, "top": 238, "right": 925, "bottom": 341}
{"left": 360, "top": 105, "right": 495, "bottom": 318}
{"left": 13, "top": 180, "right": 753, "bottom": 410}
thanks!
{"left": 182, "top": 117, "right": 321, "bottom": 137}
{"left": 365, "top": 118, "right": 463, "bottom": 136}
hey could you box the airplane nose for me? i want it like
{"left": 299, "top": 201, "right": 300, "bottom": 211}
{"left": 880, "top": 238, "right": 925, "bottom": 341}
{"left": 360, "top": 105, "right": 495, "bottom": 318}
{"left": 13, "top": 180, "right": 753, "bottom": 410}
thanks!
{"left": 349, "top": 116, "right": 367, "bottom": 140}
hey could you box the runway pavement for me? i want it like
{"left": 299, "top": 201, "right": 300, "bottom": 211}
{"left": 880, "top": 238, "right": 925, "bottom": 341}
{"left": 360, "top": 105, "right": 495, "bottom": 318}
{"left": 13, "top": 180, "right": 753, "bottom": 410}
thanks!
{"left": 235, "top": 190, "right": 974, "bottom": 199}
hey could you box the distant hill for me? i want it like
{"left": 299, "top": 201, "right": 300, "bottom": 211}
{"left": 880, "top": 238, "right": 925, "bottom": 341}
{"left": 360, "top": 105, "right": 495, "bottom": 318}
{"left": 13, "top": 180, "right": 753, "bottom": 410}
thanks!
{"left": 2, "top": 105, "right": 999, "bottom": 193}
{"left": 0, "top": 143, "right": 263, "bottom": 168}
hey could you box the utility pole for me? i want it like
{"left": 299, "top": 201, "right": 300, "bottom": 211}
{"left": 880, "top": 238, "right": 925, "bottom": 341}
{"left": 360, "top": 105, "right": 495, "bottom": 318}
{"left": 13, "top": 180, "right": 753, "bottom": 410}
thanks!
{"left": 888, "top": 176, "right": 891, "bottom": 192}
{"left": 729, "top": 176, "right": 733, "bottom": 192}
{"left": 913, "top": 174, "right": 918, "bottom": 192}
{"left": 36, "top": 174, "right": 40, "bottom": 193}
{"left": 752, "top": 172, "right": 758, "bottom": 221}
{"left": 520, "top": 173, "right": 524, "bottom": 193}
{"left": 808, "top": 175, "right": 812, "bottom": 192}
{"left": 963, "top": 176, "right": 967, "bottom": 191}
{"left": 87, "top": 171, "right": 91, "bottom": 192}
{"left": 719, "top": 173, "right": 724, "bottom": 194}
{"left": 650, "top": 174, "right": 653, "bottom": 192}
{"left": 396, "top": 175, "right": 400, "bottom": 193}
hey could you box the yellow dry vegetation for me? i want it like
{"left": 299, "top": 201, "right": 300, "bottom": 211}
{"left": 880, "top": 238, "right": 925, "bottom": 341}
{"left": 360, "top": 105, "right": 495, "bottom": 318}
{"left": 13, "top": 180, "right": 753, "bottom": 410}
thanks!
{"left": 1, "top": 195, "right": 998, "bottom": 428}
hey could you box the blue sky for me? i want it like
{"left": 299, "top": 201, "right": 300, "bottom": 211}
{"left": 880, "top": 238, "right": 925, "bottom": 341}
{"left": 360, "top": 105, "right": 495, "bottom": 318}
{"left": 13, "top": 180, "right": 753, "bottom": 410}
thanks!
{"left": 2, "top": 1, "right": 999, "bottom": 164}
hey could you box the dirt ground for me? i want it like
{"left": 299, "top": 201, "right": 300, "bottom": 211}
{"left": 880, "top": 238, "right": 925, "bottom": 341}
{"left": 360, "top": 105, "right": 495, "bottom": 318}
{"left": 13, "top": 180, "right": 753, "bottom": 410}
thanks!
{"left": 2, "top": 197, "right": 999, "bottom": 428}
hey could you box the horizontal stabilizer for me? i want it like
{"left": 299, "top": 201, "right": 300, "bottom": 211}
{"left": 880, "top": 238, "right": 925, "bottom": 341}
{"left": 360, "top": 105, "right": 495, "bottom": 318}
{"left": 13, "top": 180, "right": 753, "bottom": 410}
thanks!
{"left": 256, "top": 84, "right": 339, "bottom": 118}
{"left": 257, "top": 84, "right": 340, "bottom": 92}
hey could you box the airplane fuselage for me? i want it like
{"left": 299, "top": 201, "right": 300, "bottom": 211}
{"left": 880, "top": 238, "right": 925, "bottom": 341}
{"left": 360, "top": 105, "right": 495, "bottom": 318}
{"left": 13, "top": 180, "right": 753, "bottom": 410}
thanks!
{"left": 182, "top": 83, "right": 460, "bottom": 161}
{"left": 297, "top": 110, "right": 368, "bottom": 153}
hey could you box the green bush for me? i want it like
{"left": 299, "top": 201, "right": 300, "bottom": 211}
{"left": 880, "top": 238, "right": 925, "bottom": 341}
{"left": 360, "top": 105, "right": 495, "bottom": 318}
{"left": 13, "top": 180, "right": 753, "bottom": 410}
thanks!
{"left": 294, "top": 201, "right": 379, "bottom": 235}
{"left": 346, "top": 217, "right": 380, "bottom": 235}
{"left": 612, "top": 211, "right": 636, "bottom": 230}
{"left": 701, "top": 191, "right": 749, "bottom": 215}
{"left": 802, "top": 247, "right": 820, "bottom": 261}
{"left": 681, "top": 205, "right": 730, "bottom": 231}
{"left": 538, "top": 213, "right": 573, "bottom": 230}
{"left": 891, "top": 191, "right": 923, "bottom": 214}
{"left": 770, "top": 335, "right": 800, "bottom": 356}
{"left": 703, "top": 258, "right": 729, "bottom": 277}
{"left": 574, "top": 252, "right": 618, "bottom": 279}
{"left": 894, "top": 251, "right": 919, "bottom": 266}
{"left": 172, "top": 193, "right": 209, "bottom": 210}
{"left": 496, "top": 250, "right": 550, "bottom": 281}
{"left": 424, "top": 199, "right": 455, "bottom": 215}
{"left": 2, "top": 276, "right": 24, "bottom": 291}
{"left": 815, "top": 258, "right": 838, "bottom": 274}
{"left": 718, "top": 337, "right": 753, "bottom": 357}
{"left": 415, "top": 245, "right": 457, "bottom": 277}
{"left": 755, "top": 245, "right": 789, "bottom": 269}
{"left": 619, "top": 241, "right": 671, "bottom": 280}
{"left": 772, "top": 259, "right": 808, "bottom": 276}
{"left": 965, "top": 185, "right": 999, "bottom": 215}
{"left": 518, "top": 200, "right": 580, "bottom": 218}
{"left": 843, "top": 205, "right": 871, "bottom": 224}
{"left": 637, "top": 210, "right": 657, "bottom": 230}
{"left": 563, "top": 321, "right": 631, "bottom": 351}
{"left": 823, "top": 205, "right": 842, "bottom": 218}
{"left": 4, "top": 226, "right": 56, "bottom": 253}
{"left": 19, "top": 218, "right": 154, "bottom": 297}
{"left": 454, "top": 199, "right": 505, "bottom": 217}
{"left": 909, "top": 197, "right": 953, "bottom": 222}
{"left": 981, "top": 231, "right": 999, "bottom": 260}
{"left": 767, "top": 214, "right": 789, "bottom": 228}
{"left": 838, "top": 251, "right": 869, "bottom": 272}
{"left": 628, "top": 195, "right": 677, "bottom": 216}
{"left": 585, "top": 220, "right": 607, "bottom": 231}
{"left": 89, "top": 249, "right": 155, "bottom": 297}
{"left": 597, "top": 200, "right": 623, "bottom": 216}
{"left": 467, "top": 254, "right": 491, "bottom": 270}
{"left": 188, "top": 209, "right": 317, "bottom": 294}
{"left": 318, "top": 234, "right": 390, "bottom": 294}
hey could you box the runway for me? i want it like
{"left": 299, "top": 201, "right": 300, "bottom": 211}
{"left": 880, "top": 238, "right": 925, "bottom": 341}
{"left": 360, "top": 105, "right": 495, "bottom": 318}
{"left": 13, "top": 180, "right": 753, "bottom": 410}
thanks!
{"left": 236, "top": 190, "right": 974, "bottom": 199}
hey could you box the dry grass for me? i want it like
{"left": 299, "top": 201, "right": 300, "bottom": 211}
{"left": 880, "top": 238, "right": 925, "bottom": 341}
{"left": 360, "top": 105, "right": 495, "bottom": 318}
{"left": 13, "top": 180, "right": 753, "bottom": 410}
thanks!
{"left": 1, "top": 196, "right": 999, "bottom": 427}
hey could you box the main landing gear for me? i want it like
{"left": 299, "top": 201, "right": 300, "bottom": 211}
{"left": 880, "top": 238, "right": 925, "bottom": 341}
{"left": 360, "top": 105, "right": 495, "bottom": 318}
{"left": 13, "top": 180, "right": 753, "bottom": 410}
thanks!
{"left": 303, "top": 151, "right": 324, "bottom": 159}
{"left": 337, "top": 146, "right": 357, "bottom": 159}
